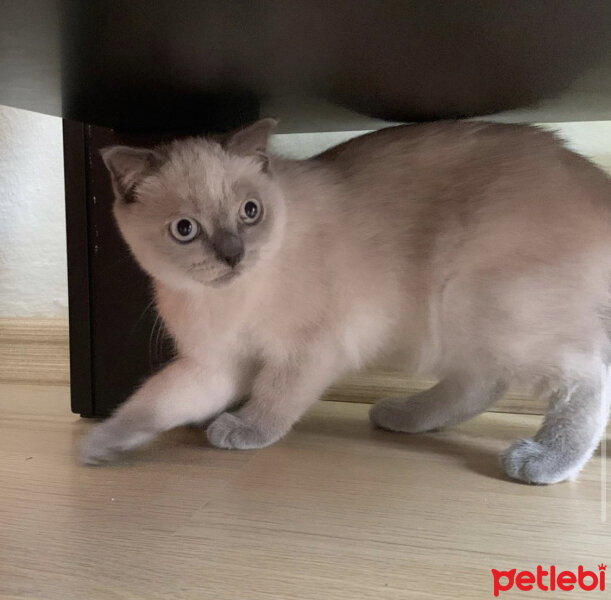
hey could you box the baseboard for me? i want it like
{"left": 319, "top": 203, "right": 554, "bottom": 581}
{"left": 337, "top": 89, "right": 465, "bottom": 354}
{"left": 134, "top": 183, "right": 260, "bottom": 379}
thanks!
{"left": 0, "top": 318, "right": 545, "bottom": 414}
{"left": 323, "top": 370, "right": 546, "bottom": 414}
{"left": 0, "top": 318, "right": 70, "bottom": 385}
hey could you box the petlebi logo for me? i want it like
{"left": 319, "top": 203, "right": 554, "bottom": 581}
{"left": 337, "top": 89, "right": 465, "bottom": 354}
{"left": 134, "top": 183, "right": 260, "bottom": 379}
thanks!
{"left": 491, "top": 564, "right": 606, "bottom": 596}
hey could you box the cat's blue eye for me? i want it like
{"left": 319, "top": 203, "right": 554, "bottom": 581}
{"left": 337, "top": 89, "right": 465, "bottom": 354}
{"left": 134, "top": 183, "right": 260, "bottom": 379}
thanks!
{"left": 239, "top": 198, "right": 262, "bottom": 225}
{"left": 169, "top": 218, "right": 200, "bottom": 243}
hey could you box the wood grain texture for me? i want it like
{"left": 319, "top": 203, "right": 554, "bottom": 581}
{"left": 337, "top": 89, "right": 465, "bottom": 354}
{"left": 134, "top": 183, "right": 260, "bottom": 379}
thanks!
{"left": 0, "top": 383, "right": 608, "bottom": 600}
{"left": 0, "top": 319, "right": 546, "bottom": 413}
{"left": 0, "top": 318, "right": 69, "bottom": 385}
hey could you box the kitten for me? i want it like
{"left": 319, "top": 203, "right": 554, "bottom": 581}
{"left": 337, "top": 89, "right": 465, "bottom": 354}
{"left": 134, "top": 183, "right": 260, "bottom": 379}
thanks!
{"left": 81, "top": 118, "right": 611, "bottom": 484}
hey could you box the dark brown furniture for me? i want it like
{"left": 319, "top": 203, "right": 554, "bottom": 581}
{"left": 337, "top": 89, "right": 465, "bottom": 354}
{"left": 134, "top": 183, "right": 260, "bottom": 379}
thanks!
{"left": 2, "top": 1, "right": 611, "bottom": 416}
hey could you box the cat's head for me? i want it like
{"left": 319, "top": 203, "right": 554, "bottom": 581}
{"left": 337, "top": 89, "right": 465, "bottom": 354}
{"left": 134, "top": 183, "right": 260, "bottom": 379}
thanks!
{"left": 101, "top": 118, "right": 286, "bottom": 290}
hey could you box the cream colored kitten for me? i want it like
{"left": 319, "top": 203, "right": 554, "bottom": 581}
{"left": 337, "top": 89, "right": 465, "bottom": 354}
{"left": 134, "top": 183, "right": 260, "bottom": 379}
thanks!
{"left": 81, "top": 118, "right": 611, "bottom": 484}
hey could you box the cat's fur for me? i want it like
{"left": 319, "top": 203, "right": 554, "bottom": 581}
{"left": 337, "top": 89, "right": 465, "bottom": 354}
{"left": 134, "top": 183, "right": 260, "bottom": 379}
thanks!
{"left": 81, "top": 118, "right": 611, "bottom": 484}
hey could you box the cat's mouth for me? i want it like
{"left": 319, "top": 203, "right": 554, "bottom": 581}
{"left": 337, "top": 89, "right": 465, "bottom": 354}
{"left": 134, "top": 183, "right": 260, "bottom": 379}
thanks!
{"left": 205, "top": 269, "right": 241, "bottom": 286}
{"left": 187, "top": 261, "right": 242, "bottom": 286}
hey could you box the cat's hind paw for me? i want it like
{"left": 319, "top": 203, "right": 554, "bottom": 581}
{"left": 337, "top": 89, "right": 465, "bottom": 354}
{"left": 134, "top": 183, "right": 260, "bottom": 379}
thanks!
{"left": 206, "top": 412, "right": 279, "bottom": 450}
{"left": 369, "top": 397, "right": 433, "bottom": 433}
{"left": 500, "top": 438, "right": 582, "bottom": 485}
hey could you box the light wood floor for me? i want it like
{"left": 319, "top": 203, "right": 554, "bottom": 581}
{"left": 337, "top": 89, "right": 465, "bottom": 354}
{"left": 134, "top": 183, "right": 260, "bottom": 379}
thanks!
{"left": 0, "top": 384, "right": 608, "bottom": 600}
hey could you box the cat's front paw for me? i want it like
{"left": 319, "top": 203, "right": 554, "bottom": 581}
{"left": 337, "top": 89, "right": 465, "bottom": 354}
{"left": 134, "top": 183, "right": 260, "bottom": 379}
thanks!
{"left": 501, "top": 438, "right": 580, "bottom": 485}
{"left": 79, "top": 422, "right": 152, "bottom": 466}
{"left": 206, "top": 412, "right": 280, "bottom": 450}
{"left": 79, "top": 423, "right": 122, "bottom": 465}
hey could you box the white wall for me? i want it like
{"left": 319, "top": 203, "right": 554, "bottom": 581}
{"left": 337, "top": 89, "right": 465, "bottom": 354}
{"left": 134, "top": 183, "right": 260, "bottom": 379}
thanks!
{"left": 0, "top": 106, "right": 67, "bottom": 317}
{"left": 541, "top": 122, "right": 611, "bottom": 173}
{"left": 0, "top": 105, "right": 610, "bottom": 318}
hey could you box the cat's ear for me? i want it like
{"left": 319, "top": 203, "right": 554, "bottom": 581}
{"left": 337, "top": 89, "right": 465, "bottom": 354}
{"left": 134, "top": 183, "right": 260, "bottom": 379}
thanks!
{"left": 100, "top": 146, "right": 164, "bottom": 204}
{"left": 225, "top": 118, "right": 278, "bottom": 170}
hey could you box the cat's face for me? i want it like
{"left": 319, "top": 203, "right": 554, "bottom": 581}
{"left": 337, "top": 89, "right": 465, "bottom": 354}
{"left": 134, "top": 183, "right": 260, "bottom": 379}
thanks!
{"left": 102, "top": 119, "right": 286, "bottom": 290}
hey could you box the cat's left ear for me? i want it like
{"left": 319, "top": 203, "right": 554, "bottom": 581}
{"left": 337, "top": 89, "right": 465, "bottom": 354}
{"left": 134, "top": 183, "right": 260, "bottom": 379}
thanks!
{"left": 225, "top": 118, "right": 278, "bottom": 171}
{"left": 100, "top": 146, "right": 164, "bottom": 204}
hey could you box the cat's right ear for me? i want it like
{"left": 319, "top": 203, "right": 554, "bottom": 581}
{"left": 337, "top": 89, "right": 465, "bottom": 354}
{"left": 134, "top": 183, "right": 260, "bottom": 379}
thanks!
{"left": 100, "top": 146, "right": 163, "bottom": 204}
{"left": 224, "top": 118, "right": 278, "bottom": 172}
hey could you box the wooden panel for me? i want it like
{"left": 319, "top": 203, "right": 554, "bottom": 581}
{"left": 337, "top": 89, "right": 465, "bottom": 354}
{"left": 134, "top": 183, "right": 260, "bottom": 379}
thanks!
{"left": 0, "top": 318, "right": 545, "bottom": 414}
{"left": 63, "top": 120, "right": 94, "bottom": 414}
{"left": 3, "top": 2, "right": 611, "bottom": 128}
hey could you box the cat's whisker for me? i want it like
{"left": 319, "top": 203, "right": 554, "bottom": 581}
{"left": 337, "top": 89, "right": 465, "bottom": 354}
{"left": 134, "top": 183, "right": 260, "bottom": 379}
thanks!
{"left": 148, "top": 312, "right": 161, "bottom": 371}
{"left": 130, "top": 298, "right": 157, "bottom": 336}
{"left": 154, "top": 315, "right": 166, "bottom": 364}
